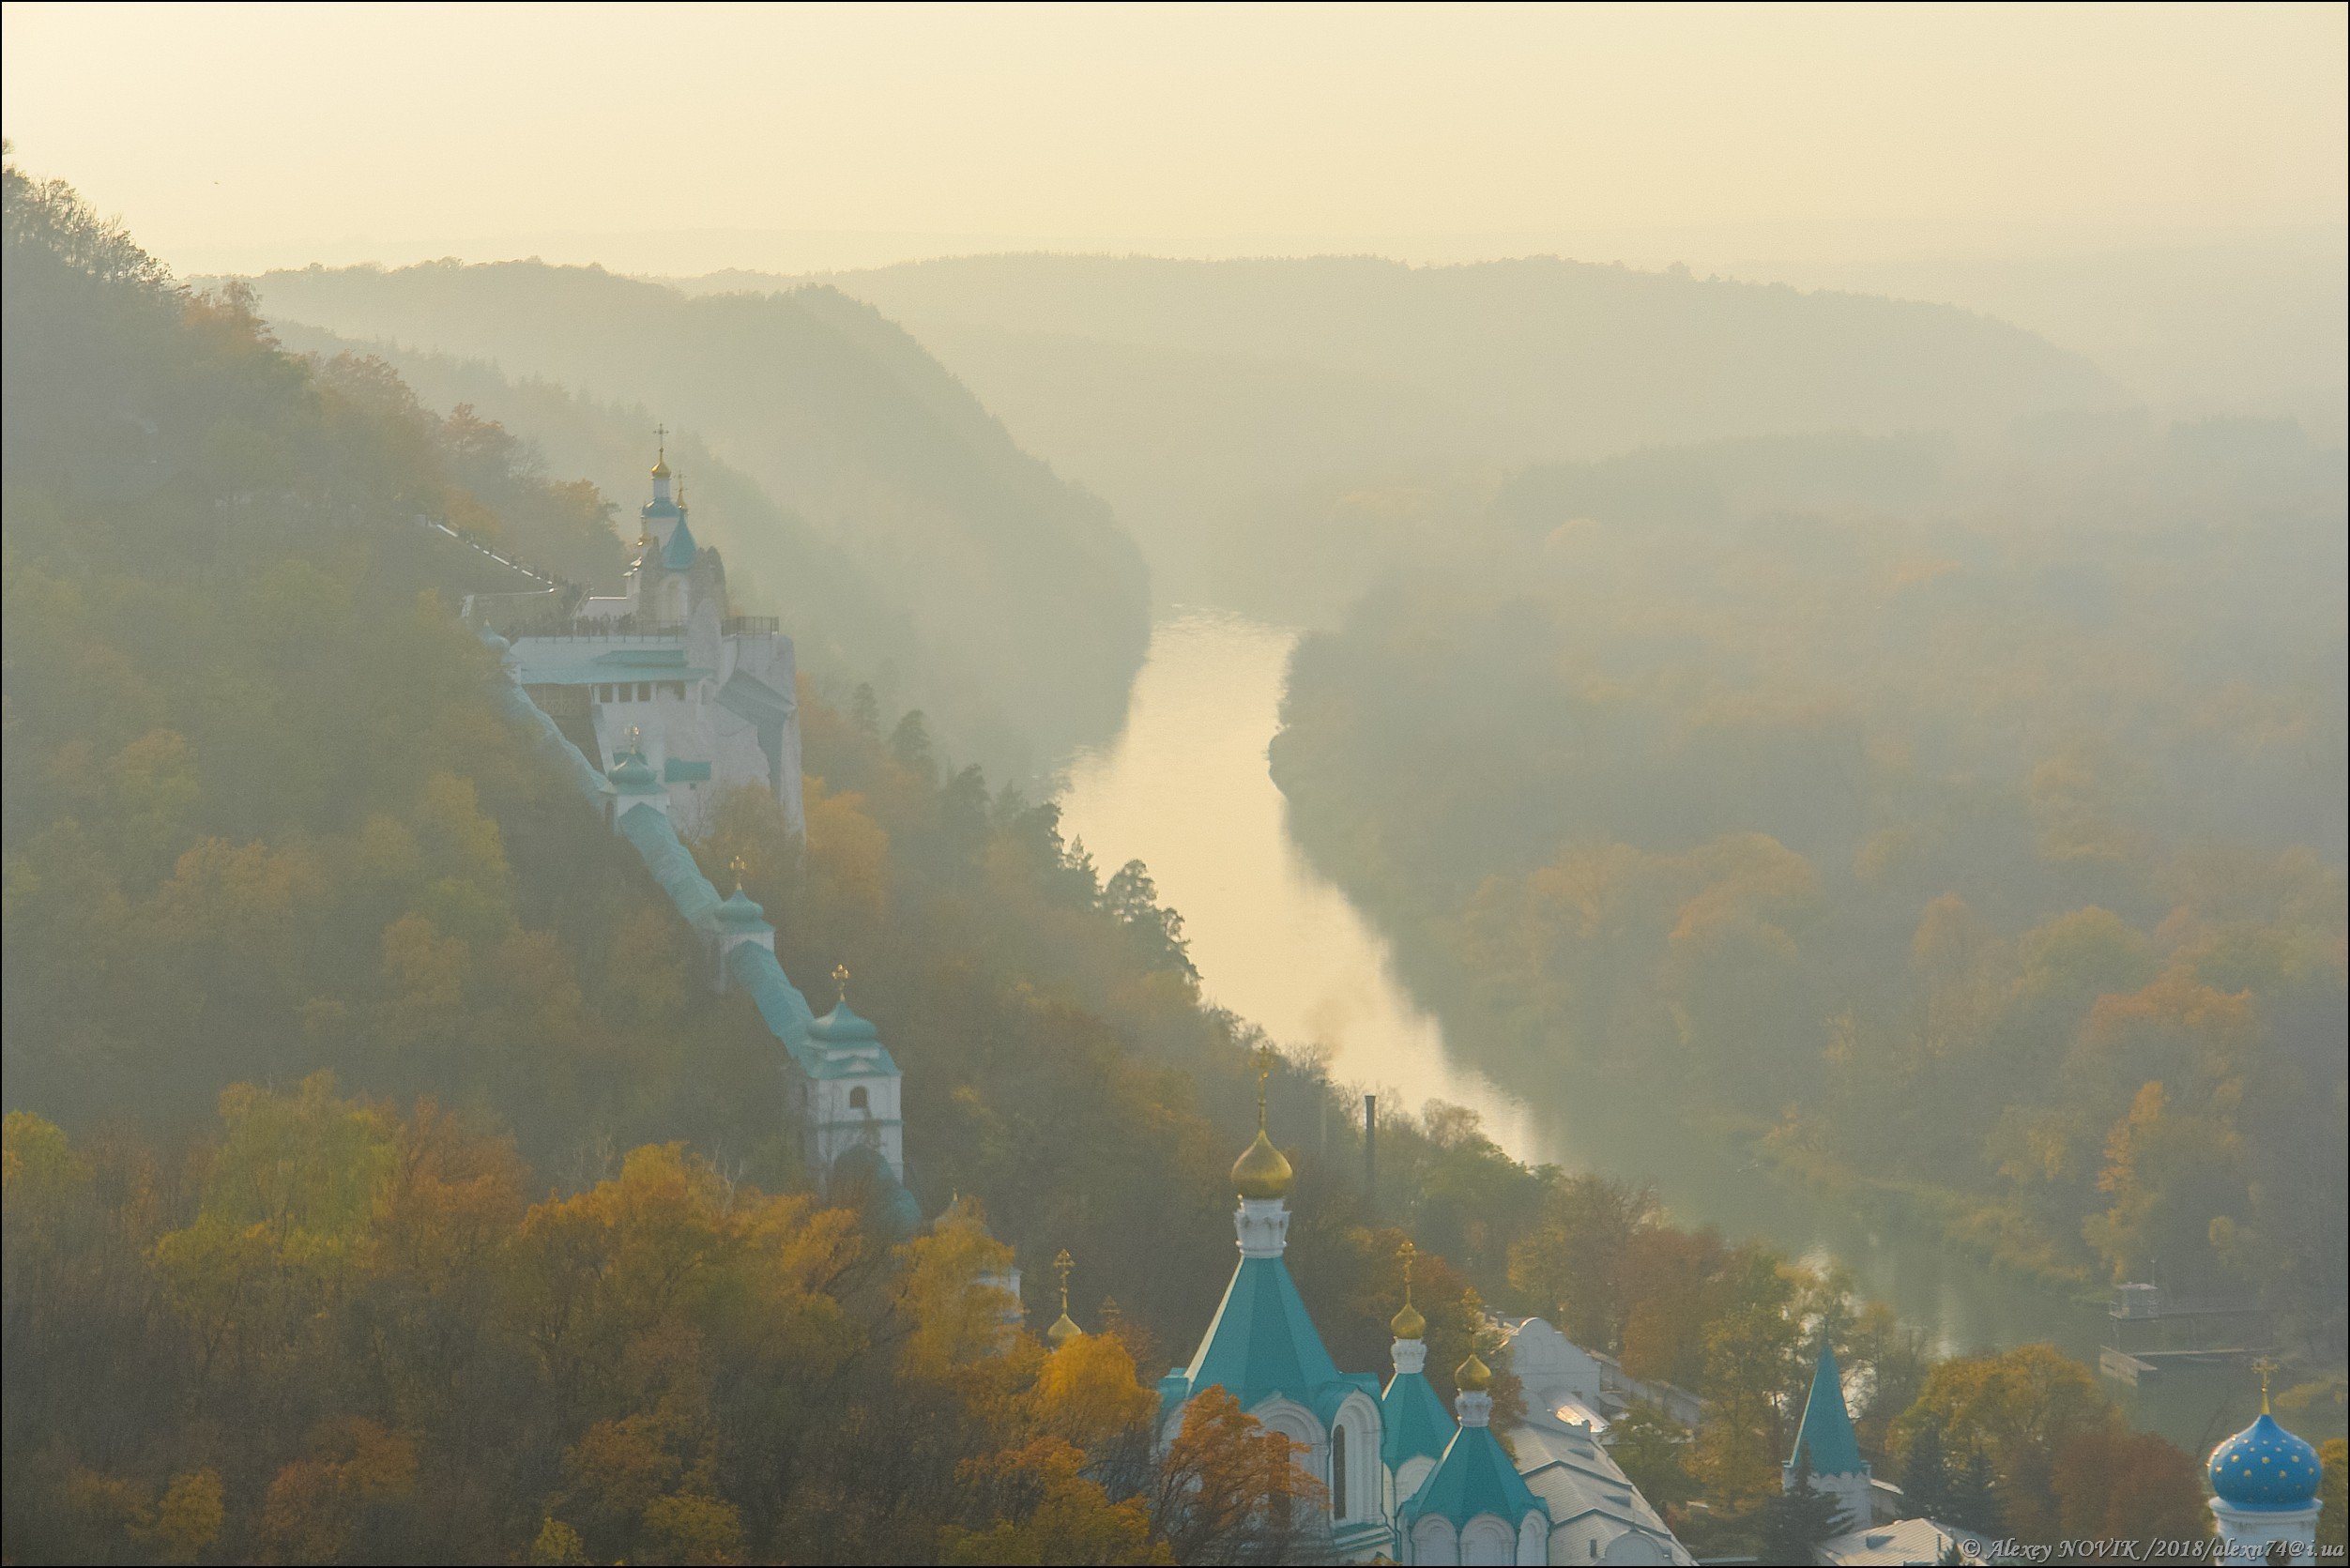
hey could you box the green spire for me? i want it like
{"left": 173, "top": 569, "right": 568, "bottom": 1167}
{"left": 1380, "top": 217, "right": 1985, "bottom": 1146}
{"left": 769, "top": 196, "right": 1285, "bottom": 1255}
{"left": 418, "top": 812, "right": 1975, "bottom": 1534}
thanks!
{"left": 1789, "top": 1344, "right": 1864, "bottom": 1477}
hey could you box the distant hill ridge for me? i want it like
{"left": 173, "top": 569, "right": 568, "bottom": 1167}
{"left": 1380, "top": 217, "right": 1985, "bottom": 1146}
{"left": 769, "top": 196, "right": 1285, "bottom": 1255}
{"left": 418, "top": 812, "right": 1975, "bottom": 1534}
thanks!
{"left": 664, "top": 252, "right": 2123, "bottom": 614}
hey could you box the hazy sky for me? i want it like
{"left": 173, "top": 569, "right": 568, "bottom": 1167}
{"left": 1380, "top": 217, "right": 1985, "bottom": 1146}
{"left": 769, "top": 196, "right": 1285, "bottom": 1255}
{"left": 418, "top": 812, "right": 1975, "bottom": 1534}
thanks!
{"left": 4, "top": 1, "right": 2344, "bottom": 275}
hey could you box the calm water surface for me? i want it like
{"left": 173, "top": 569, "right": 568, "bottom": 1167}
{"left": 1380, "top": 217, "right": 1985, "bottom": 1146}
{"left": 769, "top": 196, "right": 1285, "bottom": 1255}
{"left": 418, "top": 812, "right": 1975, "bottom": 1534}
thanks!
{"left": 1057, "top": 610, "right": 2258, "bottom": 1452}
{"left": 1060, "top": 610, "right": 1551, "bottom": 1157}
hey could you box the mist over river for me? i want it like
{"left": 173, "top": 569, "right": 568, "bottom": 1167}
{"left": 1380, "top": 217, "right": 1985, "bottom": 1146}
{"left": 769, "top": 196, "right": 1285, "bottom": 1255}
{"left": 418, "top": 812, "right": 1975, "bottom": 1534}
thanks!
{"left": 1057, "top": 609, "right": 2260, "bottom": 1454}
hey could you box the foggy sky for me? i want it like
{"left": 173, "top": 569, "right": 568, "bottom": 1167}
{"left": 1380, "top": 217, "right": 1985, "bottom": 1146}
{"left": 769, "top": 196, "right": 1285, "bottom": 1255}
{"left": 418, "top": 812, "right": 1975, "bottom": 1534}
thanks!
{"left": 4, "top": 2, "right": 2343, "bottom": 277}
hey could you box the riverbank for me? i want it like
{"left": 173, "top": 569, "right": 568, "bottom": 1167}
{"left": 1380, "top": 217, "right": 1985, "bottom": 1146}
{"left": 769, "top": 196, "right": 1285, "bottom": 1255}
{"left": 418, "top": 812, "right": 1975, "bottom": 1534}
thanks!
{"left": 1058, "top": 609, "right": 2338, "bottom": 1455}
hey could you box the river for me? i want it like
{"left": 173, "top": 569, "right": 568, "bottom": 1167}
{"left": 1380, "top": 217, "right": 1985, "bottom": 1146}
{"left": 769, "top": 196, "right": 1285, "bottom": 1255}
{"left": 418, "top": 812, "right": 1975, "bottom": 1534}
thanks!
{"left": 1057, "top": 609, "right": 2257, "bottom": 1454}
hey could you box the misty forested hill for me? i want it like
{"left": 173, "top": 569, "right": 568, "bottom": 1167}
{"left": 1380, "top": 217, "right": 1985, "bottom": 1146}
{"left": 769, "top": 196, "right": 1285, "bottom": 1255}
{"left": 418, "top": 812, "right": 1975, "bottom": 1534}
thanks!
{"left": 1270, "top": 419, "right": 2350, "bottom": 1334}
{"left": 686, "top": 254, "right": 2123, "bottom": 615}
{"left": 246, "top": 261, "right": 1152, "bottom": 774}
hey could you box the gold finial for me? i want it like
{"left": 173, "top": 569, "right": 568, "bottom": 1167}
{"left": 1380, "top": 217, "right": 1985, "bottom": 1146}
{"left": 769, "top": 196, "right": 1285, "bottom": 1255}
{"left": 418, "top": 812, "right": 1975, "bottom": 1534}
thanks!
{"left": 1456, "top": 1349, "right": 1493, "bottom": 1392}
{"left": 1391, "top": 1239, "right": 1426, "bottom": 1340}
{"left": 831, "top": 962, "right": 850, "bottom": 1007}
{"left": 651, "top": 424, "right": 671, "bottom": 479}
{"left": 624, "top": 723, "right": 643, "bottom": 754}
{"left": 728, "top": 853, "right": 748, "bottom": 895}
{"left": 2253, "top": 1356, "right": 2278, "bottom": 1414}
{"left": 1230, "top": 1045, "right": 1294, "bottom": 1200}
{"left": 677, "top": 474, "right": 688, "bottom": 510}
{"left": 1046, "top": 1248, "right": 1082, "bottom": 1347}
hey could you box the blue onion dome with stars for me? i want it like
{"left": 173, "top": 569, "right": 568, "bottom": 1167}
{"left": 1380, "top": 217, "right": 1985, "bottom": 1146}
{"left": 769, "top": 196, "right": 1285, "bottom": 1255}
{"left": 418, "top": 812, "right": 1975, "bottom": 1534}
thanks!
{"left": 2208, "top": 1411, "right": 2322, "bottom": 1510}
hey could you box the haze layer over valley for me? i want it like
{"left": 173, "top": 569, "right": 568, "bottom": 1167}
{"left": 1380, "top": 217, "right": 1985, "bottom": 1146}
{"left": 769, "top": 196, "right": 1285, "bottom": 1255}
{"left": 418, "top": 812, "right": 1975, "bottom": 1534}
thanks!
{"left": 683, "top": 253, "right": 2126, "bottom": 617}
{"left": 248, "top": 261, "right": 1151, "bottom": 775}
{"left": 5, "top": 7, "right": 2344, "bottom": 1563}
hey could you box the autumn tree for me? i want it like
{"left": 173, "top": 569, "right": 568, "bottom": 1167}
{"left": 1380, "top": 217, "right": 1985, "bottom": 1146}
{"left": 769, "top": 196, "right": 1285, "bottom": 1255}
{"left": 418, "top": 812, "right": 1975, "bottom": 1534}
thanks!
{"left": 1148, "top": 1387, "right": 1327, "bottom": 1566}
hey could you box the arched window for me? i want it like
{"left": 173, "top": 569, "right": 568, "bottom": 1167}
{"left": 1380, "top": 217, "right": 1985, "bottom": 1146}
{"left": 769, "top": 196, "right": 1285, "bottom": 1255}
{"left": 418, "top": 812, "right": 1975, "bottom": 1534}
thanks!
{"left": 847, "top": 1086, "right": 869, "bottom": 1112}
{"left": 1331, "top": 1423, "right": 1348, "bottom": 1519}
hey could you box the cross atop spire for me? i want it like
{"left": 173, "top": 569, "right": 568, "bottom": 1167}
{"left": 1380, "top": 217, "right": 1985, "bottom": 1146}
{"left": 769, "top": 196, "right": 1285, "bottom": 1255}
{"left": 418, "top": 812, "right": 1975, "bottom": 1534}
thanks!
{"left": 2253, "top": 1356, "right": 2279, "bottom": 1414}
{"left": 1045, "top": 1247, "right": 1085, "bottom": 1347}
{"left": 1255, "top": 1044, "right": 1274, "bottom": 1133}
{"left": 831, "top": 962, "right": 851, "bottom": 1007}
{"left": 728, "top": 853, "right": 748, "bottom": 895}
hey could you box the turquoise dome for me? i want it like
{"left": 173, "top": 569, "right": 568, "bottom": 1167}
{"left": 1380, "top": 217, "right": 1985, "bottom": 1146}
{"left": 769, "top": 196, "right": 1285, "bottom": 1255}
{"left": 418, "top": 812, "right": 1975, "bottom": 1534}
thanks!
{"left": 713, "top": 887, "right": 768, "bottom": 928}
{"left": 2208, "top": 1413, "right": 2322, "bottom": 1511}
{"left": 608, "top": 750, "right": 662, "bottom": 794}
{"left": 809, "top": 1002, "right": 880, "bottom": 1043}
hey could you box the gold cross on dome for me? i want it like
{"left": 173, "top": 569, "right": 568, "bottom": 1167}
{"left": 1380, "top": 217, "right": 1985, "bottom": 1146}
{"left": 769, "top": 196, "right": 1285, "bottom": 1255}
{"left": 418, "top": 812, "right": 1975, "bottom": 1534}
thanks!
{"left": 831, "top": 962, "right": 850, "bottom": 1005}
{"left": 1053, "top": 1248, "right": 1075, "bottom": 1312}
{"left": 2252, "top": 1356, "right": 2278, "bottom": 1413}
{"left": 1399, "top": 1239, "right": 1418, "bottom": 1299}
{"left": 624, "top": 723, "right": 643, "bottom": 753}
{"left": 728, "top": 853, "right": 748, "bottom": 893}
{"left": 654, "top": 422, "right": 667, "bottom": 460}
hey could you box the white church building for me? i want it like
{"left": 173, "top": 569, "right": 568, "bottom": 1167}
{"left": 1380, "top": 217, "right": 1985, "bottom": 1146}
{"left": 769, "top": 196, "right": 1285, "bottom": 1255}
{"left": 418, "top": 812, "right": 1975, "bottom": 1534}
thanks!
{"left": 504, "top": 451, "right": 802, "bottom": 839}
{"left": 480, "top": 451, "right": 900, "bottom": 1210}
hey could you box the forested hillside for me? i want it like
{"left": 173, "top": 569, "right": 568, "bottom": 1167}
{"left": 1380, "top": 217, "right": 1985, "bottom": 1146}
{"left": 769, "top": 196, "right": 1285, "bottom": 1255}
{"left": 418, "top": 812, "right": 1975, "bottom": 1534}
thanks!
{"left": 3, "top": 159, "right": 2243, "bottom": 1565}
{"left": 693, "top": 253, "right": 2123, "bottom": 617}
{"left": 244, "top": 260, "right": 1152, "bottom": 775}
{"left": 1271, "top": 420, "right": 2350, "bottom": 1343}
{"left": 0, "top": 152, "right": 1452, "bottom": 1566}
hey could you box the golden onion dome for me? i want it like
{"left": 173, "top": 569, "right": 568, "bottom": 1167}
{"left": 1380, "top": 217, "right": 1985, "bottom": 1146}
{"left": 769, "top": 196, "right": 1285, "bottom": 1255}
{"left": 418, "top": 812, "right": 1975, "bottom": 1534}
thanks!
{"left": 1231, "top": 1127, "right": 1294, "bottom": 1200}
{"left": 1391, "top": 1300, "right": 1427, "bottom": 1340}
{"left": 1456, "top": 1351, "right": 1493, "bottom": 1392}
{"left": 650, "top": 457, "right": 672, "bottom": 479}
{"left": 1045, "top": 1310, "right": 1083, "bottom": 1348}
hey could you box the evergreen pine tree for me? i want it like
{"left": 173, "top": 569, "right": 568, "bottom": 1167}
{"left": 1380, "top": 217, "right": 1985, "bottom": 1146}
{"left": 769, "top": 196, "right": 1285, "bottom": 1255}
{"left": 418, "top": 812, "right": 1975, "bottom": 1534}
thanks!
{"left": 1944, "top": 1448, "right": 2003, "bottom": 1535}
{"left": 1900, "top": 1420, "right": 1952, "bottom": 1521}
{"left": 1762, "top": 1454, "right": 1849, "bottom": 1562}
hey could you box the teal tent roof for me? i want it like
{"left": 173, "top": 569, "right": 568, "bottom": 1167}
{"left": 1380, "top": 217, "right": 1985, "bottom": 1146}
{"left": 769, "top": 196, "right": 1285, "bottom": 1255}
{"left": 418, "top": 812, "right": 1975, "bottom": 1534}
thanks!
{"left": 662, "top": 514, "right": 699, "bottom": 570}
{"left": 1172, "top": 1255, "right": 1365, "bottom": 1419}
{"left": 1404, "top": 1422, "right": 1546, "bottom": 1530}
{"left": 1382, "top": 1368, "right": 1456, "bottom": 1469}
{"left": 1790, "top": 1346, "right": 1865, "bottom": 1478}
